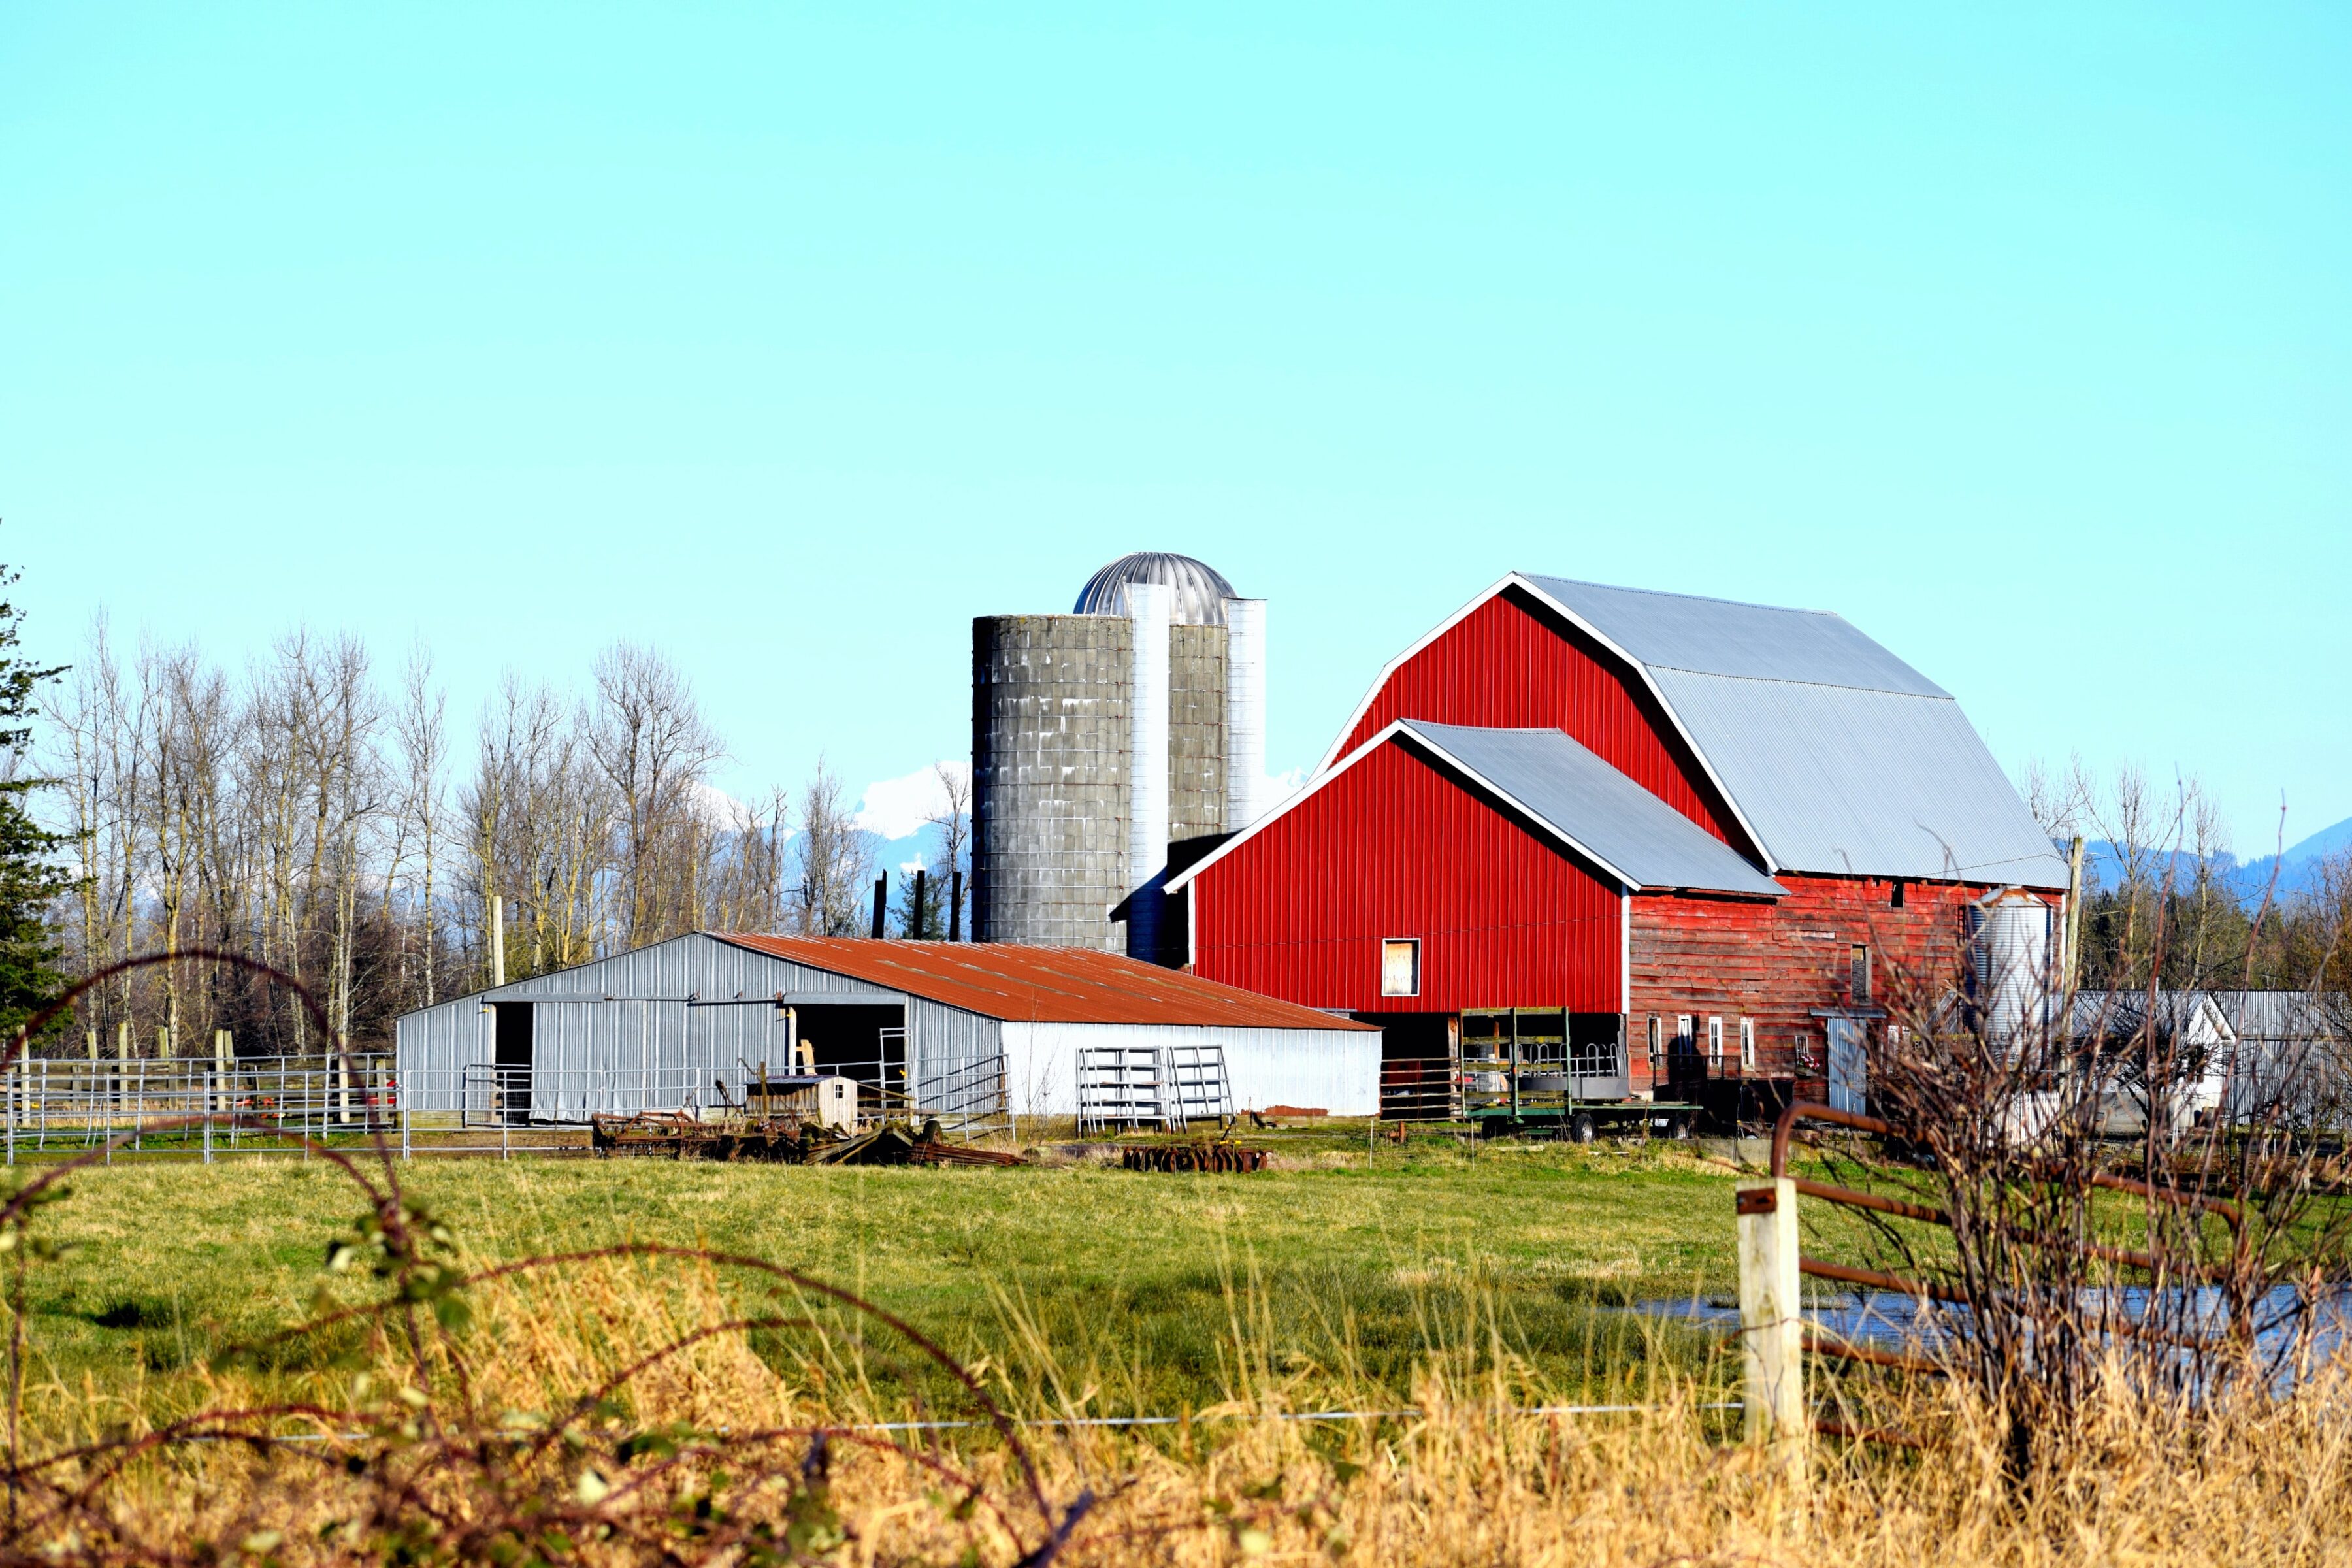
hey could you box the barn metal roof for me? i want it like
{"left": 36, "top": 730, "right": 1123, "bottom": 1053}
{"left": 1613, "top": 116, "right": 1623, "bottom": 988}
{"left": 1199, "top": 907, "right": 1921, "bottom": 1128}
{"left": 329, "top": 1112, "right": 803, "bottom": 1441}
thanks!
{"left": 712, "top": 935, "right": 1376, "bottom": 1030}
{"left": 1516, "top": 575, "right": 2069, "bottom": 887}
{"left": 1397, "top": 723, "right": 1786, "bottom": 896}
{"left": 1523, "top": 576, "right": 1950, "bottom": 696}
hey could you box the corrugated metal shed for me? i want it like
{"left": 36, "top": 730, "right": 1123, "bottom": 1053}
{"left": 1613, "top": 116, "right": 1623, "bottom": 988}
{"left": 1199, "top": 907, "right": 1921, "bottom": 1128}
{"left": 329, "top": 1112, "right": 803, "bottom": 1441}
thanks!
{"left": 393, "top": 932, "right": 1380, "bottom": 1121}
{"left": 1395, "top": 723, "right": 1786, "bottom": 896}
{"left": 714, "top": 935, "right": 1374, "bottom": 1030}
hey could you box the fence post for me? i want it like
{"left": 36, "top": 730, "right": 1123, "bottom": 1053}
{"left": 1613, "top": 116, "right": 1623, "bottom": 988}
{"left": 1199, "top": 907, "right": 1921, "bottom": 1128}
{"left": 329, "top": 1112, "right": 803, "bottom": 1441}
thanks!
{"left": 203, "top": 1070, "right": 214, "bottom": 1165}
{"left": 1736, "top": 1177, "right": 1805, "bottom": 1465}
{"left": 5, "top": 1064, "right": 13, "bottom": 1167}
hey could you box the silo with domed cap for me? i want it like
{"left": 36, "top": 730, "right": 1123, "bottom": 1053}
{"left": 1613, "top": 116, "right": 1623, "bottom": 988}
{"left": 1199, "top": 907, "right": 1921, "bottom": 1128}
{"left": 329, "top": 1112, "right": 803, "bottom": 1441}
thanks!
{"left": 971, "top": 552, "right": 1266, "bottom": 959}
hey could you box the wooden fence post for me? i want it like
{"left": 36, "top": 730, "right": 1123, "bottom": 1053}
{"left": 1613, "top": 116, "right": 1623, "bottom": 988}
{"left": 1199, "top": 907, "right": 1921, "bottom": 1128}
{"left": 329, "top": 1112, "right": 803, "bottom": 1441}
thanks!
{"left": 1737, "top": 1177, "right": 1805, "bottom": 1463}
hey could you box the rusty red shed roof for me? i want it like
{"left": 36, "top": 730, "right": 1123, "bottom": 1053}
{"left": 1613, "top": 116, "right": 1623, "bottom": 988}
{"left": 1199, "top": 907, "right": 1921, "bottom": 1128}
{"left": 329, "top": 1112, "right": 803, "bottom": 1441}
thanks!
{"left": 712, "top": 936, "right": 1377, "bottom": 1031}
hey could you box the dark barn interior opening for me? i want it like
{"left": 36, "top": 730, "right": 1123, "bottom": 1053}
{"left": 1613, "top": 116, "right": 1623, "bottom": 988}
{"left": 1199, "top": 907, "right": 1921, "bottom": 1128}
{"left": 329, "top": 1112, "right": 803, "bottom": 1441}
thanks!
{"left": 789, "top": 1003, "right": 909, "bottom": 1114}
{"left": 492, "top": 1003, "right": 534, "bottom": 1126}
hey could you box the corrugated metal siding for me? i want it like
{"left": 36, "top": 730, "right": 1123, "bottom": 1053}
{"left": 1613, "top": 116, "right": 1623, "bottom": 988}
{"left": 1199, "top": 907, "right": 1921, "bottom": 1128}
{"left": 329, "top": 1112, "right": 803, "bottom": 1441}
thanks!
{"left": 1650, "top": 674, "right": 2070, "bottom": 886}
{"left": 1192, "top": 738, "right": 1623, "bottom": 1013}
{"left": 1001, "top": 1021, "right": 1379, "bottom": 1118}
{"left": 1339, "top": 587, "right": 1739, "bottom": 845}
{"left": 395, "top": 933, "right": 906, "bottom": 1115}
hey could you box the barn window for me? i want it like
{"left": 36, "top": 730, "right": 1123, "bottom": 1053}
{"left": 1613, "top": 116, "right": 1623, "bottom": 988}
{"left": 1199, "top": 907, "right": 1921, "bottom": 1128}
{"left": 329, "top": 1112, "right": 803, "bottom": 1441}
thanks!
{"left": 1850, "top": 945, "right": 1872, "bottom": 1005}
{"left": 1379, "top": 938, "right": 1421, "bottom": 998}
{"left": 1739, "top": 1017, "right": 1756, "bottom": 1071}
{"left": 1707, "top": 1016, "right": 1724, "bottom": 1071}
{"left": 1646, "top": 1015, "right": 1662, "bottom": 1077}
{"left": 1891, "top": 880, "right": 1906, "bottom": 909}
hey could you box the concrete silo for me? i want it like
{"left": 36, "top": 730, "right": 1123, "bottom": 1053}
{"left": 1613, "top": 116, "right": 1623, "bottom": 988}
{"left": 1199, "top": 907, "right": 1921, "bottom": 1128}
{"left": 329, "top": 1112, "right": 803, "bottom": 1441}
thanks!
{"left": 972, "top": 553, "right": 1267, "bottom": 960}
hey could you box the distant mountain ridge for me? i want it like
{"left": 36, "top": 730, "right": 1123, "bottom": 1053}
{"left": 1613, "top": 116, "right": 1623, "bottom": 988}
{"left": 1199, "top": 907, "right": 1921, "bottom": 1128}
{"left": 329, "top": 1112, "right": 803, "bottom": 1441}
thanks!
{"left": 2080, "top": 814, "right": 2350, "bottom": 900}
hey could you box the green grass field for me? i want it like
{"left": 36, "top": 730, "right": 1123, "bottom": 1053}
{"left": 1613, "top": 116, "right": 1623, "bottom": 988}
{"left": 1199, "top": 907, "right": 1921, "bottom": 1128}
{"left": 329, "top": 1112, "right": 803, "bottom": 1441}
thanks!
{"left": 1, "top": 1131, "right": 1833, "bottom": 1432}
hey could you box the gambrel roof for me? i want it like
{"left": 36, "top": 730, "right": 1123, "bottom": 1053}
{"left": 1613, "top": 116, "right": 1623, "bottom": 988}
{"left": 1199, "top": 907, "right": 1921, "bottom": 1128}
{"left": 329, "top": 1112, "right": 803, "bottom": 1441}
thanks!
{"left": 1324, "top": 574, "right": 2069, "bottom": 889}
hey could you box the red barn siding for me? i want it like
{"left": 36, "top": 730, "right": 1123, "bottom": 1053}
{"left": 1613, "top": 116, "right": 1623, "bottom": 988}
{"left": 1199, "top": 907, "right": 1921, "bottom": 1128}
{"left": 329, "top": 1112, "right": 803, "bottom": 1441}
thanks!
{"left": 1629, "top": 876, "right": 2064, "bottom": 1098}
{"left": 1190, "top": 738, "right": 1623, "bottom": 1014}
{"left": 1338, "top": 586, "right": 1742, "bottom": 847}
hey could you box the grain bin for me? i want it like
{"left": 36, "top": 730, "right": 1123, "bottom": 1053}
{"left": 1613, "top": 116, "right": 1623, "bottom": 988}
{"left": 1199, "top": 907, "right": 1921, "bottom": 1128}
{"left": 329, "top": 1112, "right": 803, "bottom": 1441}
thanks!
{"left": 972, "top": 553, "right": 1265, "bottom": 958}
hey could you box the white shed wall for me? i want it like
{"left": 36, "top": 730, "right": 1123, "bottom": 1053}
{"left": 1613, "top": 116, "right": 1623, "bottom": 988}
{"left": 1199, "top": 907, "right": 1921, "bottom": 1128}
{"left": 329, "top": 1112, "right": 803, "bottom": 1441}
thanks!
{"left": 1001, "top": 1021, "right": 1377, "bottom": 1119}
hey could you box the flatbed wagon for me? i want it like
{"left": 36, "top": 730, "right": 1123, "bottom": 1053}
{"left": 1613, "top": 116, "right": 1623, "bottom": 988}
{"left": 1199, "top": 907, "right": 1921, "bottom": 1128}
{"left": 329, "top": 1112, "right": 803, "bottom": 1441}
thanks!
{"left": 1465, "top": 1098, "right": 1703, "bottom": 1141}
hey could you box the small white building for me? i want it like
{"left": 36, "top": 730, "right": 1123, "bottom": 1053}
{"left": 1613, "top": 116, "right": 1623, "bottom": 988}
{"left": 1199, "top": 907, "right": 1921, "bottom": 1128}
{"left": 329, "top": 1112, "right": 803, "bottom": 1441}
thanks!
{"left": 393, "top": 932, "right": 1379, "bottom": 1124}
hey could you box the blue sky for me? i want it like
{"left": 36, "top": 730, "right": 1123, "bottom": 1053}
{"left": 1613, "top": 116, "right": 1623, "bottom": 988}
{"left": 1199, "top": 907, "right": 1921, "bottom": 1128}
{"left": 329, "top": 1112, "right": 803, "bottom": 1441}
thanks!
{"left": 5, "top": 4, "right": 2346, "bottom": 854}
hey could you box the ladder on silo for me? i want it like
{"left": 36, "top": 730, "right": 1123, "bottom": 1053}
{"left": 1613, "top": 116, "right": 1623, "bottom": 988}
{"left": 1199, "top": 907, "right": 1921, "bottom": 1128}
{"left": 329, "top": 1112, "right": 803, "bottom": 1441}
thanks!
{"left": 1162, "top": 1044, "right": 1232, "bottom": 1130}
{"left": 1076, "top": 1047, "right": 1177, "bottom": 1134}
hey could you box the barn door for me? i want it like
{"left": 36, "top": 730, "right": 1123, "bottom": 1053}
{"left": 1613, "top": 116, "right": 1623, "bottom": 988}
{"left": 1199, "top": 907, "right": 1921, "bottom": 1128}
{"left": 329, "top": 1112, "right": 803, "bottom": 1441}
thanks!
{"left": 1667, "top": 1015, "right": 1707, "bottom": 1100}
{"left": 491, "top": 1004, "right": 533, "bottom": 1126}
{"left": 1826, "top": 1017, "right": 1867, "bottom": 1115}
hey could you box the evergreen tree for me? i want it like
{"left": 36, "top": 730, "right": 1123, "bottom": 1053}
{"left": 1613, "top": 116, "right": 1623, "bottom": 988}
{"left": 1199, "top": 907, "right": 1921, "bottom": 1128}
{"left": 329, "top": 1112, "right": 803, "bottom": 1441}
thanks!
{"left": 0, "top": 562, "right": 68, "bottom": 1045}
{"left": 892, "top": 868, "right": 945, "bottom": 939}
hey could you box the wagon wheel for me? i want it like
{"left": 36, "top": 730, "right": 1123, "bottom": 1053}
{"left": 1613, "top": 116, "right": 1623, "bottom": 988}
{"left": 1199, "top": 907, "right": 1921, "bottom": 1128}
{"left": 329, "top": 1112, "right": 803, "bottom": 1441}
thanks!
{"left": 1569, "top": 1111, "right": 1597, "bottom": 1145}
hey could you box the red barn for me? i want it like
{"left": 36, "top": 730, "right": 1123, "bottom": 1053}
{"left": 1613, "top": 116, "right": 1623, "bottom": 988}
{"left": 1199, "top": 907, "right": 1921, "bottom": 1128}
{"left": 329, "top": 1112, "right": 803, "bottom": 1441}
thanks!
{"left": 1162, "top": 574, "right": 2068, "bottom": 1124}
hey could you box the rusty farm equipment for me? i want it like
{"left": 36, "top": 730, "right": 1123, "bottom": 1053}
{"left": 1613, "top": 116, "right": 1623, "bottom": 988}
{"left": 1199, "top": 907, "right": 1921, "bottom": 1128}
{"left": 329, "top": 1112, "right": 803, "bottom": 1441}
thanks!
{"left": 1119, "top": 1141, "right": 1269, "bottom": 1173}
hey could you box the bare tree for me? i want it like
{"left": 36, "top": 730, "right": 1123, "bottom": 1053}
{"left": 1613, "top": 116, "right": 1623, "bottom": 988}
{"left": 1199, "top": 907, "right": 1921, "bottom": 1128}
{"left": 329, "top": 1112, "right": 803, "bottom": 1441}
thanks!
{"left": 927, "top": 760, "right": 972, "bottom": 937}
{"left": 707, "top": 787, "right": 791, "bottom": 934}
{"left": 589, "top": 643, "right": 725, "bottom": 949}
{"left": 792, "top": 762, "right": 872, "bottom": 937}
{"left": 35, "top": 617, "right": 979, "bottom": 1051}
{"left": 393, "top": 647, "right": 449, "bottom": 1005}
{"left": 2021, "top": 753, "right": 2088, "bottom": 841}
{"left": 1839, "top": 906, "right": 2352, "bottom": 1478}
{"left": 463, "top": 675, "right": 613, "bottom": 983}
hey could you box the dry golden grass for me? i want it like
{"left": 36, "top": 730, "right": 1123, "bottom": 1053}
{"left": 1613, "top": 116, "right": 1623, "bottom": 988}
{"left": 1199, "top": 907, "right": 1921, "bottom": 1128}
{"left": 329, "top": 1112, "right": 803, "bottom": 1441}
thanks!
{"left": 12, "top": 1230, "right": 2352, "bottom": 1567}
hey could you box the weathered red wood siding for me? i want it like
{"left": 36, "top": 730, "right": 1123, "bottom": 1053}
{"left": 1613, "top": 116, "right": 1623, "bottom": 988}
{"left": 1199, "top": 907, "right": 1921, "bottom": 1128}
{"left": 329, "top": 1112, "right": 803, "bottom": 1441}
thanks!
{"left": 1190, "top": 736, "right": 1623, "bottom": 1014}
{"left": 1628, "top": 876, "right": 2065, "bottom": 1098}
{"left": 1337, "top": 585, "right": 1742, "bottom": 846}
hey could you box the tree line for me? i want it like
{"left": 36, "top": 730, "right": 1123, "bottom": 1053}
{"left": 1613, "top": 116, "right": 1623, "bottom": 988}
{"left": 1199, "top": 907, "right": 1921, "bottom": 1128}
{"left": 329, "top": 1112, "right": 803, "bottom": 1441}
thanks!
{"left": 2024, "top": 759, "right": 2350, "bottom": 1005}
{"left": 27, "top": 611, "right": 968, "bottom": 1060}
{"left": 3, "top": 557, "right": 2346, "bottom": 1061}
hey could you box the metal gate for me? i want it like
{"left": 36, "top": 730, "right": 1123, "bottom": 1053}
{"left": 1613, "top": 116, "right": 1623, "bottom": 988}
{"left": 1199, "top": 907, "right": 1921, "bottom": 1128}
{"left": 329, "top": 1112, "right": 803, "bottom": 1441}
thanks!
{"left": 1163, "top": 1044, "right": 1232, "bottom": 1128}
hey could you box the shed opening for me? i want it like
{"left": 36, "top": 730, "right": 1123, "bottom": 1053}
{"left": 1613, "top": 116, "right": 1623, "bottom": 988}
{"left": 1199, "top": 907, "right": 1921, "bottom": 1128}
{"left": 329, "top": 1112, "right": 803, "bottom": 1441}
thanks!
{"left": 491, "top": 1002, "right": 534, "bottom": 1127}
{"left": 787, "top": 1003, "right": 909, "bottom": 1114}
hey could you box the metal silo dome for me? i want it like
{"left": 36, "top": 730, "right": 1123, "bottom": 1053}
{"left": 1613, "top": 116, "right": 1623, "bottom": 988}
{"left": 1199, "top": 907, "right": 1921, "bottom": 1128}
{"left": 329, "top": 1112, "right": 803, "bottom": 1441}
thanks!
{"left": 1073, "top": 552, "right": 1238, "bottom": 626}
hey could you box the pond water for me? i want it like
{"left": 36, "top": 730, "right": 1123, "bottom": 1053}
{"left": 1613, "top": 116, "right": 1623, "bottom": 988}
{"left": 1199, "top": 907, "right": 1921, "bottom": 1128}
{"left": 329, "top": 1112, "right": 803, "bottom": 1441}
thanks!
{"left": 1646, "top": 1284, "right": 2352, "bottom": 1371}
